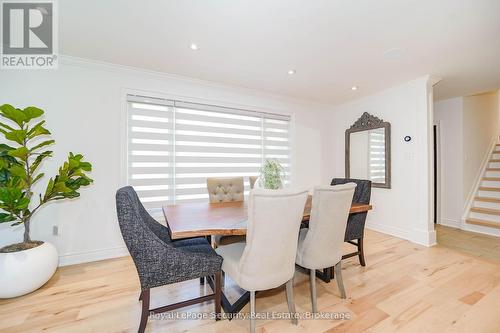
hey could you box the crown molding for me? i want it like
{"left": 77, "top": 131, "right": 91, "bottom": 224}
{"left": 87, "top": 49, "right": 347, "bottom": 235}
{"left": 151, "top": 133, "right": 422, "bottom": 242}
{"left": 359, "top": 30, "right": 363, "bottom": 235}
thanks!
{"left": 58, "top": 55, "right": 333, "bottom": 110}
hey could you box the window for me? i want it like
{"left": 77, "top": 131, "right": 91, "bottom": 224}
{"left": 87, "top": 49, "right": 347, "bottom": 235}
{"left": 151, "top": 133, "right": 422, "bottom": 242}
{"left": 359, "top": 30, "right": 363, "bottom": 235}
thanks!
{"left": 126, "top": 94, "right": 291, "bottom": 216}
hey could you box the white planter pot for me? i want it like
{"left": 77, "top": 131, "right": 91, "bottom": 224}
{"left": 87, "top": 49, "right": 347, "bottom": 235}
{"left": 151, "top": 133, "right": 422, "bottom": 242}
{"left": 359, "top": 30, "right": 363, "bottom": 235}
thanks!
{"left": 0, "top": 242, "right": 58, "bottom": 298}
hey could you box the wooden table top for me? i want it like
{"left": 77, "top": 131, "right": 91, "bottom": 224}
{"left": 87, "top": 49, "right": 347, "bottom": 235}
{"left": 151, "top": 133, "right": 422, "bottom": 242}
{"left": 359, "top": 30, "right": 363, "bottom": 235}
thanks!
{"left": 163, "top": 196, "right": 372, "bottom": 240}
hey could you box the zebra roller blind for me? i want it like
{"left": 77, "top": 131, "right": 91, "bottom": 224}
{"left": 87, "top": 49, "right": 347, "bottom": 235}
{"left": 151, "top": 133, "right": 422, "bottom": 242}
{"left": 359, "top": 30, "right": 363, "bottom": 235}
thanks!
{"left": 127, "top": 95, "right": 291, "bottom": 215}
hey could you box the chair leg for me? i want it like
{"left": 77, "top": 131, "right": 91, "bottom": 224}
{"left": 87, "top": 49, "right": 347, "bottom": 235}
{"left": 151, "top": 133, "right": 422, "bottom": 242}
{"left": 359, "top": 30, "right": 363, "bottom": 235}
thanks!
{"left": 322, "top": 268, "right": 331, "bottom": 283}
{"left": 214, "top": 272, "right": 221, "bottom": 321}
{"left": 138, "top": 289, "right": 150, "bottom": 333}
{"left": 285, "top": 278, "right": 298, "bottom": 325}
{"left": 334, "top": 262, "right": 346, "bottom": 299}
{"left": 250, "top": 291, "right": 256, "bottom": 333}
{"left": 358, "top": 237, "right": 366, "bottom": 266}
{"left": 309, "top": 269, "right": 317, "bottom": 313}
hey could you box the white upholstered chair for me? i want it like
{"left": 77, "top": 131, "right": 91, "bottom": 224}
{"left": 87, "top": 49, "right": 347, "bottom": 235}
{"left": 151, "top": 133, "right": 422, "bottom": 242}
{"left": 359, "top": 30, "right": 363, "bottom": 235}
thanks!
{"left": 216, "top": 188, "right": 309, "bottom": 333}
{"left": 207, "top": 177, "right": 244, "bottom": 203}
{"left": 296, "top": 184, "right": 356, "bottom": 312}
{"left": 206, "top": 177, "right": 246, "bottom": 247}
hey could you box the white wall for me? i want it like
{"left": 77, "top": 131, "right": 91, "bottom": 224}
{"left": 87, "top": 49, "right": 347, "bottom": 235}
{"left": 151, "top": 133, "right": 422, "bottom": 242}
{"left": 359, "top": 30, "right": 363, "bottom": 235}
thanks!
{"left": 434, "top": 97, "right": 464, "bottom": 228}
{"left": 462, "top": 91, "right": 499, "bottom": 201}
{"left": 0, "top": 56, "right": 330, "bottom": 265}
{"left": 322, "top": 76, "right": 436, "bottom": 246}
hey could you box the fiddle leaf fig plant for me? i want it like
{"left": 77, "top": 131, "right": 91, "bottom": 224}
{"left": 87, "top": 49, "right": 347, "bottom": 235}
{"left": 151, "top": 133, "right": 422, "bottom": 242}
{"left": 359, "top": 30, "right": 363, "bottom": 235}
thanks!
{"left": 0, "top": 104, "right": 93, "bottom": 250}
{"left": 259, "top": 159, "right": 284, "bottom": 189}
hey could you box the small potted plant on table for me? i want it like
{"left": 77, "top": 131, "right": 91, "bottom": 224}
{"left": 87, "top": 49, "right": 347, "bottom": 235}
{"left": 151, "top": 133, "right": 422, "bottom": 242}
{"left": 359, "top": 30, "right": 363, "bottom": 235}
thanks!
{"left": 257, "top": 159, "right": 285, "bottom": 189}
{"left": 0, "top": 104, "right": 93, "bottom": 298}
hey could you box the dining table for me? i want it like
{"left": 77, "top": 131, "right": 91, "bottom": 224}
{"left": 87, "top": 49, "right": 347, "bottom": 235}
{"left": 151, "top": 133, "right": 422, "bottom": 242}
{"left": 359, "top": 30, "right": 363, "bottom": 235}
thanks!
{"left": 162, "top": 195, "right": 372, "bottom": 316}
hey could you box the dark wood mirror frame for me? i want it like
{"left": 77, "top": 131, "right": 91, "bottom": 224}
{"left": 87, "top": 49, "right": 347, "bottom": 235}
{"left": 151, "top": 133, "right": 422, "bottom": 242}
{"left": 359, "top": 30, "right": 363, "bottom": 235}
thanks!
{"left": 345, "top": 112, "right": 391, "bottom": 189}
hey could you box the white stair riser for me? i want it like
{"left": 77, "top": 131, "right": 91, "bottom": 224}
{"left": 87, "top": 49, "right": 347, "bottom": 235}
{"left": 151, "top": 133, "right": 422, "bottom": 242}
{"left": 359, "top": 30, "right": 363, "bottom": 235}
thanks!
{"left": 489, "top": 162, "right": 500, "bottom": 168}
{"left": 492, "top": 153, "right": 500, "bottom": 159}
{"left": 469, "top": 211, "right": 500, "bottom": 223}
{"left": 481, "top": 180, "right": 500, "bottom": 187}
{"left": 485, "top": 171, "right": 500, "bottom": 177}
{"left": 478, "top": 190, "right": 500, "bottom": 199}
{"left": 474, "top": 201, "right": 500, "bottom": 209}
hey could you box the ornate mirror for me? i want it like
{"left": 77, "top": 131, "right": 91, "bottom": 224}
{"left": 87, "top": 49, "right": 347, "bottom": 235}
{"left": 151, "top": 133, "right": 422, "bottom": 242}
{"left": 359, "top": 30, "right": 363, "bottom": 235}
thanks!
{"left": 345, "top": 112, "right": 391, "bottom": 188}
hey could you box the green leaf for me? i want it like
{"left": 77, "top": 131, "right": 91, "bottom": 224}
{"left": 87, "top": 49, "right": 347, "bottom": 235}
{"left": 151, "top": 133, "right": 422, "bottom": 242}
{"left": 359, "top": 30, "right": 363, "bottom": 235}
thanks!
{"left": 32, "top": 172, "right": 44, "bottom": 184}
{"left": 0, "top": 104, "right": 26, "bottom": 127}
{"left": 43, "top": 153, "right": 93, "bottom": 202}
{"left": 27, "top": 120, "right": 50, "bottom": 139}
{"left": 0, "top": 212, "right": 16, "bottom": 223}
{"left": 5, "top": 130, "right": 27, "bottom": 144}
{"left": 30, "top": 139, "right": 55, "bottom": 152}
{"left": 23, "top": 106, "right": 44, "bottom": 121}
{"left": 8, "top": 147, "right": 29, "bottom": 160}
{"left": 14, "top": 197, "right": 29, "bottom": 210}
{"left": 9, "top": 165, "right": 27, "bottom": 178}
{"left": 0, "top": 122, "right": 15, "bottom": 132}
{"left": 30, "top": 150, "right": 52, "bottom": 174}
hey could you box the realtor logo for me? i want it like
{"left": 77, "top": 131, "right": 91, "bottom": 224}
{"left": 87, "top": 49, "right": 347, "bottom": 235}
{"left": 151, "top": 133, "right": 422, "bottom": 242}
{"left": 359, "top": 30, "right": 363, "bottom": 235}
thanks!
{"left": 1, "top": 1, "right": 58, "bottom": 69}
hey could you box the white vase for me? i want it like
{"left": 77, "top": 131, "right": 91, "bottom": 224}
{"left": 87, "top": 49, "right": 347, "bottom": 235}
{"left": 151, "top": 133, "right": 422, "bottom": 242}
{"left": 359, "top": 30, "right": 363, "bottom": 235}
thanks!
{"left": 0, "top": 242, "right": 58, "bottom": 298}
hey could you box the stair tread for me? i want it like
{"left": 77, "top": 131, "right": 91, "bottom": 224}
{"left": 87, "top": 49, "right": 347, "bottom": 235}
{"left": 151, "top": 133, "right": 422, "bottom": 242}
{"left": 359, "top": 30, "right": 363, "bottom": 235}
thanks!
{"left": 475, "top": 196, "right": 500, "bottom": 203}
{"left": 466, "top": 218, "right": 500, "bottom": 229}
{"left": 471, "top": 207, "right": 500, "bottom": 215}
{"left": 486, "top": 168, "right": 500, "bottom": 171}
{"left": 483, "top": 177, "right": 500, "bottom": 181}
{"left": 478, "top": 187, "right": 500, "bottom": 192}
{"left": 491, "top": 159, "right": 500, "bottom": 162}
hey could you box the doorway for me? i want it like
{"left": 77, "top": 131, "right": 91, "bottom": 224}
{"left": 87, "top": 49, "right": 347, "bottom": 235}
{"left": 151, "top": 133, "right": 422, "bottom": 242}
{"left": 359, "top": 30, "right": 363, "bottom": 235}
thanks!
{"left": 433, "top": 123, "right": 440, "bottom": 225}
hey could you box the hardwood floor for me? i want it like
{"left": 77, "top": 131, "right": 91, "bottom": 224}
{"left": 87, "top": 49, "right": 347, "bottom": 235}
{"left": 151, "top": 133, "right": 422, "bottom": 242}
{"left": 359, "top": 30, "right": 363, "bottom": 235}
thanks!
{"left": 436, "top": 224, "right": 500, "bottom": 264}
{"left": 1, "top": 229, "right": 500, "bottom": 332}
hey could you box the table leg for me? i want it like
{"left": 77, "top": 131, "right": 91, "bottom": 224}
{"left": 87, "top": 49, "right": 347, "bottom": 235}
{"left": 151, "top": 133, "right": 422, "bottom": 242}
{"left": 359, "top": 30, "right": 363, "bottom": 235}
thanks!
{"left": 205, "top": 274, "right": 252, "bottom": 319}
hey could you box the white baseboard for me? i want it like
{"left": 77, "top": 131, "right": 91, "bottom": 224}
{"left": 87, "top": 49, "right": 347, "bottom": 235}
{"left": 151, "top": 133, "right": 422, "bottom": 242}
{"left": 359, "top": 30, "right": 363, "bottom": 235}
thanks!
{"left": 366, "top": 222, "right": 412, "bottom": 242}
{"left": 366, "top": 222, "right": 436, "bottom": 247}
{"left": 412, "top": 227, "right": 437, "bottom": 247}
{"left": 58, "top": 246, "right": 129, "bottom": 266}
{"left": 439, "top": 218, "right": 461, "bottom": 228}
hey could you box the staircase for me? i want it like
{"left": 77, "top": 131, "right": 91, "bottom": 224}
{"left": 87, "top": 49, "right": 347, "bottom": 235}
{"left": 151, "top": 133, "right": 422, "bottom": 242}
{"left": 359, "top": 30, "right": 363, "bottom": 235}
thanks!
{"left": 467, "top": 144, "right": 500, "bottom": 229}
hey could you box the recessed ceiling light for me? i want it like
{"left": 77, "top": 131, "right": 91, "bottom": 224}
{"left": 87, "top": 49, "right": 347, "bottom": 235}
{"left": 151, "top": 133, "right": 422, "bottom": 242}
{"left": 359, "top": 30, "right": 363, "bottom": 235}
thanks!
{"left": 351, "top": 86, "right": 358, "bottom": 91}
{"left": 288, "top": 69, "right": 296, "bottom": 75}
{"left": 190, "top": 43, "right": 198, "bottom": 50}
{"left": 384, "top": 47, "right": 405, "bottom": 59}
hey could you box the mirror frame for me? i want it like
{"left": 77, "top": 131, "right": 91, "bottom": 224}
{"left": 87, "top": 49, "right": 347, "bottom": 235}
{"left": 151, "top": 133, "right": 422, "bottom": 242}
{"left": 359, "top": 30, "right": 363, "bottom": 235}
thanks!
{"left": 345, "top": 112, "right": 391, "bottom": 189}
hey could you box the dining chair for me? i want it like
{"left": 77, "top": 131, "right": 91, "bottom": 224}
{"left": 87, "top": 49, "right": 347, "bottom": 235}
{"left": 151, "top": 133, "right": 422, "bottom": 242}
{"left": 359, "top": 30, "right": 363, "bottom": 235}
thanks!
{"left": 295, "top": 184, "right": 356, "bottom": 312}
{"left": 115, "top": 186, "right": 223, "bottom": 333}
{"left": 216, "top": 188, "right": 309, "bottom": 333}
{"left": 206, "top": 177, "right": 246, "bottom": 246}
{"left": 331, "top": 178, "right": 372, "bottom": 267}
{"left": 207, "top": 176, "right": 244, "bottom": 203}
{"left": 249, "top": 176, "right": 258, "bottom": 189}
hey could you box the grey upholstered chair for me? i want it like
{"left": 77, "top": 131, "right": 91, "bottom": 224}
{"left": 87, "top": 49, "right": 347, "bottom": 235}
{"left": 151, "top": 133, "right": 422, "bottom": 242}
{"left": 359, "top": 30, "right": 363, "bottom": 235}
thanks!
{"left": 296, "top": 184, "right": 356, "bottom": 312}
{"left": 206, "top": 177, "right": 246, "bottom": 246}
{"left": 115, "top": 186, "right": 222, "bottom": 333}
{"left": 332, "top": 178, "right": 372, "bottom": 267}
{"left": 216, "top": 188, "right": 309, "bottom": 333}
{"left": 207, "top": 177, "right": 244, "bottom": 203}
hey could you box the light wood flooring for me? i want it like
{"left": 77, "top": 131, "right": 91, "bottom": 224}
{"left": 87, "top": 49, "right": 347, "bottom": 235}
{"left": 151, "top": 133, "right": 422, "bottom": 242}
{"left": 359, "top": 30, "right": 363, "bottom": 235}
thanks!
{"left": 436, "top": 224, "right": 500, "bottom": 264}
{"left": 1, "top": 229, "right": 500, "bottom": 333}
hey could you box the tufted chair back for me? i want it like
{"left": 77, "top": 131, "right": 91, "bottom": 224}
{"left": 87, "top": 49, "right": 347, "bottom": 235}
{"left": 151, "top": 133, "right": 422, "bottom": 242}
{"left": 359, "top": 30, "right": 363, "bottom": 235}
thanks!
{"left": 207, "top": 177, "right": 245, "bottom": 203}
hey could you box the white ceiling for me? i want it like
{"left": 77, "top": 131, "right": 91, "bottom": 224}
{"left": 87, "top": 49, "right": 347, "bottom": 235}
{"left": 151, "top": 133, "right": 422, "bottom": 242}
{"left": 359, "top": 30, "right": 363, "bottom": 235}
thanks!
{"left": 60, "top": 0, "right": 500, "bottom": 105}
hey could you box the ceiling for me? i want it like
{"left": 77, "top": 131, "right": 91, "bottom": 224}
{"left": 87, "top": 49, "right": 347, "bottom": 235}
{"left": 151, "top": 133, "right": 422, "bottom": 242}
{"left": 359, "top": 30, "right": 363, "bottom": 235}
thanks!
{"left": 59, "top": 0, "right": 500, "bottom": 105}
